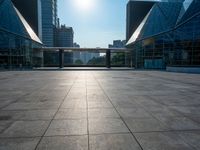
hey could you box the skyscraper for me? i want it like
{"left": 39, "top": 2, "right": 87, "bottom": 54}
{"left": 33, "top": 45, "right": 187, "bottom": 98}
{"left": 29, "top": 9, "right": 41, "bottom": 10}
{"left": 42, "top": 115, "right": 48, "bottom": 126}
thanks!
{"left": 41, "top": 0, "right": 58, "bottom": 47}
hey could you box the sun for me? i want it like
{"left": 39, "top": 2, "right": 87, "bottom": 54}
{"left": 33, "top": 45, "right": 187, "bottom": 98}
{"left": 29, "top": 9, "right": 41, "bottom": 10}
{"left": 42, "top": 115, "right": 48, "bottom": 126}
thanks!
{"left": 74, "top": 0, "right": 94, "bottom": 12}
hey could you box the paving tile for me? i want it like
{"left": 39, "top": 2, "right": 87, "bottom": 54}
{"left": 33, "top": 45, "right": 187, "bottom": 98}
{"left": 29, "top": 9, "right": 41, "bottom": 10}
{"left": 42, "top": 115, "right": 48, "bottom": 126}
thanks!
{"left": 0, "top": 138, "right": 39, "bottom": 150}
{"left": 117, "top": 108, "right": 152, "bottom": 118}
{"left": 36, "top": 135, "right": 88, "bottom": 150}
{"left": 88, "top": 108, "right": 119, "bottom": 118}
{"left": 87, "top": 95, "right": 108, "bottom": 101}
{"left": 155, "top": 116, "right": 200, "bottom": 130}
{"left": 124, "top": 118, "right": 169, "bottom": 132}
{"left": 0, "top": 100, "right": 16, "bottom": 109}
{"left": 112, "top": 100, "right": 141, "bottom": 108}
{"left": 0, "top": 110, "right": 57, "bottom": 121}
{"left": 45, "top": 119, "right": 87, "bottom": 136}
{"left": 170, "top": 106, "right": 200, "bottom": 117}
{"left": 152, "top": 95, "right": 200, "bottom": 106}
{"left": 55, "top": 109, "right": 87, "bottom": 119}
{"left": 88, "top": 100, "right": 113, "bottom": 108}
{"left": 0, "top": 121, "right": 13, "bottom": 133}
{"left": 61, "top": 100, "right": 86, "bottom": 109}
{"left": 135, "top": 132, "right": 193, "bottom": 150}
{"left": 178, "top": 131, "right": 200, "bottom": 149}
{"left": 0, "top": 71, "right": 200, "bottom": 150}
{"left": 90, "top": 133, "right": 142, "bottom": 150}
{"left": 145, "top": 106, "right": 182, "bottom": 118}
{"left": 0, "top": 121, "right": 49, "bottom": 137}
{"left": 3, "top": 102, "right": 60, "bottom": 110}
{"left": 190, "top": 117, "right": 200, "bottom": 124}
{"left": 89, "top": 118, "right": 129, "bottom": 134}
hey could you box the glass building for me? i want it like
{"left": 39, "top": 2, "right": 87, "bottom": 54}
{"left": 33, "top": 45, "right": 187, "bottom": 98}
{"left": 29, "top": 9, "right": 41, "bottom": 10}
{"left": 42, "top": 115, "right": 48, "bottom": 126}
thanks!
{"left": 0, "top": 0, "right": 43, "bottom": 69}
{"left": 41, "top": 0, "right": 58, "bottom": 47}
{"left": 126, "top": 0, "right": 200, "bottom": 69}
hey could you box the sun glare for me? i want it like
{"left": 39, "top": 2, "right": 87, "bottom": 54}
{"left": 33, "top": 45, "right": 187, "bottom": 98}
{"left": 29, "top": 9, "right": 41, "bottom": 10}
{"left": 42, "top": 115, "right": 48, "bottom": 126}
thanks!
{"left": 74, "top": 0, "right": 94, "bottom": 12}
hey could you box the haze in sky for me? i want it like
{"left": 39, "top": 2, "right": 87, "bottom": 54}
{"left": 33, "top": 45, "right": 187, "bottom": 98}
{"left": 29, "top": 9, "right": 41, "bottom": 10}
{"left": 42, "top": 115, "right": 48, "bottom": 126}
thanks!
{"left": 58, "top": 0, "right": 128, "bottom": 48}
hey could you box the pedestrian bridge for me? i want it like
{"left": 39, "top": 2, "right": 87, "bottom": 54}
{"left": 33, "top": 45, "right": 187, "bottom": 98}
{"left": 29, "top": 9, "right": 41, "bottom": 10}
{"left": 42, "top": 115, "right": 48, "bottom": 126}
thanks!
{"left": 36, "top": 47, "right": 133, "bottom": 68}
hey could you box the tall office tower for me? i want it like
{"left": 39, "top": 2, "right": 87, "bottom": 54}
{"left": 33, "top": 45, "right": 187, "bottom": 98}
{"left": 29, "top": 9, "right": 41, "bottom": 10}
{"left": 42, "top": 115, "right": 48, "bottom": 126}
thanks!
{"left": 12, "top": 0, "right": 58, "bottom": 47}
{"left": 41, "top": 0, "right": 58, "bottom": 47}
{"left": 55, "top": 25, "right": 74, "bottom": 47}
{"left": 126, "top": 0, "right": 155, "bottom": 41}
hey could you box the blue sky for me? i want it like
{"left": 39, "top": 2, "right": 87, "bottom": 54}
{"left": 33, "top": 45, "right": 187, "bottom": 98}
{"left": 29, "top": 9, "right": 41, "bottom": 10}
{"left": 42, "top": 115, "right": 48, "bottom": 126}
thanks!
{"left": 58, "top": 0, "right": 128, "bottom": 48}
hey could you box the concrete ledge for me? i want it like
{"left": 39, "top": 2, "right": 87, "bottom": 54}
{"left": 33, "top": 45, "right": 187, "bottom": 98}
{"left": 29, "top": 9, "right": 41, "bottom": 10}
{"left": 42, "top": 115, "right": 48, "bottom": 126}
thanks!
{"left": 33, "top": 67, "right": 134, "bottom": 71}
{"left": 167, "top": 66, "right": 200, "bottom": 74}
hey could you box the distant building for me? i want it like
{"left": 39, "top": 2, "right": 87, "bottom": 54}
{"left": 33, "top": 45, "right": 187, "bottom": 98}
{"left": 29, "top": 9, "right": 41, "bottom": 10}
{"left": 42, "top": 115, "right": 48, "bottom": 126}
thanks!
{"left": 109, "top": 40, "right": 126, "bottom": 48}
{"left": 55, "top": 25, "right": 74, "bottom": 47}
{"left": 54, "top": 25, "right": 74, "bottom": 64}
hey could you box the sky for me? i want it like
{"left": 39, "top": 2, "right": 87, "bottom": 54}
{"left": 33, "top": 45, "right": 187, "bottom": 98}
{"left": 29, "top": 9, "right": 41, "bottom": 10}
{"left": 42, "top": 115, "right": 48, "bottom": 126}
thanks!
{"left": 58, "top": 0, "right": 128, "bottom": 48}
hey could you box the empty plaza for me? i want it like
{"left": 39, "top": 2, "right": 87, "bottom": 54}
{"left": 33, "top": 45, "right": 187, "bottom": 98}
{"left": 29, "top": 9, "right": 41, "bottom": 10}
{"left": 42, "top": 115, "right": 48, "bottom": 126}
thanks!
{"left": 0, "top": 70, "right": 200, "bottom": 150}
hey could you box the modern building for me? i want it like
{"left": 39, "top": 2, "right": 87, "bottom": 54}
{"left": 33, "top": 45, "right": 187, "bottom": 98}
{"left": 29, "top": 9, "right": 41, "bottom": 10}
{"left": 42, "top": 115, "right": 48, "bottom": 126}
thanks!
{"left": 126, "top": 0, "right": 200, "bottom": 69}
{"left": 12, "top": 0, "right": 58, "bottom": 47}
{"left": 54, "top": 25, "right": 74, "bottom": 64}
{"left": 0, "top": 0, "right": 43, "bottom": 69}
{"left": 55, "top": 25, "right": 74, "bottom": 47}
{"left": 126, "top": 0, "right": 155, "bottom": 41}
{"left": 109, "top": 40, "right": 126, "bottom": 48}
{"left": 11, "top": 0, "right": 42, "bottom": 39}
{"left": 41, "top": 0, "right": 58, "bottom": 47}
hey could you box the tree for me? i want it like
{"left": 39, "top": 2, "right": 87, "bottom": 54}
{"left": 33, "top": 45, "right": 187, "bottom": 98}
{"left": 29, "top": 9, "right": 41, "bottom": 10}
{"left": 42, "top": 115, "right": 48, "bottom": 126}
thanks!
{"left": 75, "top": 59, "right": 83, "bottom": 65}
{"left": 87, "top": 57, "right": 106, "bottom": 65}
{"left": 111, "top": 53, "right": 125, "bottom": 65}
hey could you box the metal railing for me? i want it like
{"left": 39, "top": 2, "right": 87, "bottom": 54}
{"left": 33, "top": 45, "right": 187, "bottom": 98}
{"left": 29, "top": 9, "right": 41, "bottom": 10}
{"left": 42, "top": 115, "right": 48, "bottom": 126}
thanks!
{"left": 36, "top": 47, "right": 133, "bottom": 68}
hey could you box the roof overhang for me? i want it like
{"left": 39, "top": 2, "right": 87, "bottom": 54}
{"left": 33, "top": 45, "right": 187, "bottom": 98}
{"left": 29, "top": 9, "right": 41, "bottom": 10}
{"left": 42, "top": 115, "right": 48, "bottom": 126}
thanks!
{"left": 126, "top": 0, "right": 156, "bottom": 40}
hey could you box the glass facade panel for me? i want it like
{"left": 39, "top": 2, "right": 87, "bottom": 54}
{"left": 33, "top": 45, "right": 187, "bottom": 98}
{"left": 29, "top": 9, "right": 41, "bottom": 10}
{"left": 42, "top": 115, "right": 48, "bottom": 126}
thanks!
{"left": 127, "top": 0, "right": 200, "bottom": 69}
{"left": 0, "top": 0, "right": 43, "bottom": 69}
{"left": 0, "top": 29, "right": 42, "bottom": 69}
{"left": 131, "top": 13, "right": 200, "bottom": 68}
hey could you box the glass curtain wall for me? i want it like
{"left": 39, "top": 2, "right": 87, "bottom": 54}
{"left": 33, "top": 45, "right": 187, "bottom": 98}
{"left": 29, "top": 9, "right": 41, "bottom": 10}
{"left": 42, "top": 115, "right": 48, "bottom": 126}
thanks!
{"left": 0, "top": 29, "right": 42, "bottom": 69}
{"left": 132, "top": 13, "right": 200, "bottom": 69}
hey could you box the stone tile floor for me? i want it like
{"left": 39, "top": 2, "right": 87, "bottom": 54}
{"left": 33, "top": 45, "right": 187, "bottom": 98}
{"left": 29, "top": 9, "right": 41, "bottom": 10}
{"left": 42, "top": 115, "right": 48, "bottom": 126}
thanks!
{"left": 0, "top": 71, "right": 200, "bottom": 150}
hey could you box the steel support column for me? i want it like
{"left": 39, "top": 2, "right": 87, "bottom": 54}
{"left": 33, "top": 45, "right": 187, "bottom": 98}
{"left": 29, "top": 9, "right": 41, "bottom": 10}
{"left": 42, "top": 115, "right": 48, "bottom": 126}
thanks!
{"left": 59, "top": 49, "right": 64, "bottom": 68}
{"left": 106, "top": 49, "right": 111, "bottom": 68}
